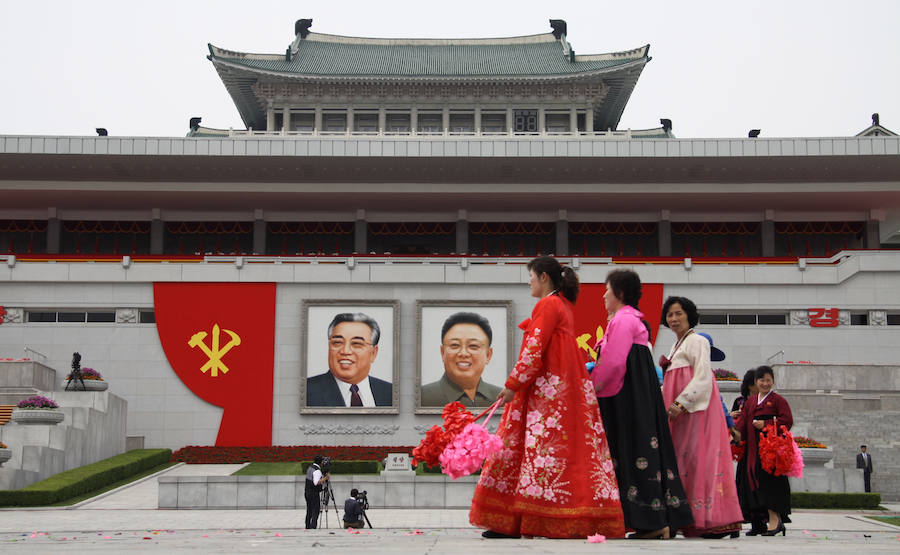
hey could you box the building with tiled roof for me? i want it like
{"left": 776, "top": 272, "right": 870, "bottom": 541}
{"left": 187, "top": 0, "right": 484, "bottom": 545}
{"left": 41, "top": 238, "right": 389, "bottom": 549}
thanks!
{"left": 207, "top": 19, "right": 653, "bottom": 133}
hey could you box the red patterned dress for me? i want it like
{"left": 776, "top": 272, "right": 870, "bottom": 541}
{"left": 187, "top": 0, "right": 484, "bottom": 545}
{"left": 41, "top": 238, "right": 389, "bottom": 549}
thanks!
{"left": 469, "top": 292, "right": 625, "bottom": 538}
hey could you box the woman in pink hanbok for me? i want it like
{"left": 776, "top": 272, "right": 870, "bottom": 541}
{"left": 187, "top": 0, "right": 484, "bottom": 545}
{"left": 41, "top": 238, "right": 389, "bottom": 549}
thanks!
{"left": 660, "top": 296, "right": 743, "bottom": 538}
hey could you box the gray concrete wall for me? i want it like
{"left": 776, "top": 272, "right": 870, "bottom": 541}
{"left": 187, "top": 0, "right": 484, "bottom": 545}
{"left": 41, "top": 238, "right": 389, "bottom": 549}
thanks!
{"left": 0, "top": 390, "right": 127, "bottom": 490}
{"left": 157, "top": 474, "right": 478, "bottom": 509}
{"left": 0, "top": 361, "right": 57, "bottom": 404}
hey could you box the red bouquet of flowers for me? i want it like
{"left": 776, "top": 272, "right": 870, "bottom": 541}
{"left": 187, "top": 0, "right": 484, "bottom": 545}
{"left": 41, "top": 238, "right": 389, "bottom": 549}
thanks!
{"left": 412, "top": 402, "right": 476, "bottom": 468}
{"left": 757, "top": 419, "right": 804, "bottom": 478}
{"left": 731, "top": 440, "right": 746, "bottom": 462}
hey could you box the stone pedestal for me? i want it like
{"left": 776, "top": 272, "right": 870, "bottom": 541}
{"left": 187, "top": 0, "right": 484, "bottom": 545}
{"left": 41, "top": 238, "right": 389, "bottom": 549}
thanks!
{"left": 10, "top": 409, "right": 65, "bottom": 425}
{"left": 61, "top": 380, "right": 109, "bottom": 391}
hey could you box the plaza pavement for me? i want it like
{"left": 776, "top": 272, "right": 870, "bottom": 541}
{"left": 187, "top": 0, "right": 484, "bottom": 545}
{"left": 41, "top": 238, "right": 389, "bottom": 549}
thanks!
{"left": 1, "top": 464, "right": 898, "bottom": 553}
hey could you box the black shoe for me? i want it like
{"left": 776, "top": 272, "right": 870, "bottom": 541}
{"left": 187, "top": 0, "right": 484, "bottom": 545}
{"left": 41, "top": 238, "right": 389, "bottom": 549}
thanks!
{"left": 746, "top": 521, "right": 766, "bottom": 536}
{"left": 761, "top": 519, "right": 786, "bottom": 536}
{"left": 482, "top": 530, "right": 521, "bottom": 539}
{"left": 701, "top": 531, "right": 740, "bottom": 539}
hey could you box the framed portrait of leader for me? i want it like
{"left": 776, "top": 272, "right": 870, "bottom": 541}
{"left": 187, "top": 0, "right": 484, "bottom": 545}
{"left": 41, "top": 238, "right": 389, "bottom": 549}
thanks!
{"left": 416, "top": 300, "right": 514, "bottom": 414}
{"left": 300, "top": 300, "right": 399, "bottom": 414}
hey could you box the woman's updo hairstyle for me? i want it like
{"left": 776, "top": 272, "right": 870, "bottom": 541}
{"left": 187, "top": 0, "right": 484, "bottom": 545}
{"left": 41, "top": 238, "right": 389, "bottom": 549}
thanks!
{"left": 527, "top": 256, "right": 579, "bottom": 303}
{"left": 755, "top": 365, "right": 775, "bottom": 382}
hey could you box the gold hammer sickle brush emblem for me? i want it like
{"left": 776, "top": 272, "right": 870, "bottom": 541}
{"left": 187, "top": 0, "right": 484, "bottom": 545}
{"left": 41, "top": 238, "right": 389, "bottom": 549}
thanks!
{"left": 188, "top": 324, "right": 241, "bottom": 377}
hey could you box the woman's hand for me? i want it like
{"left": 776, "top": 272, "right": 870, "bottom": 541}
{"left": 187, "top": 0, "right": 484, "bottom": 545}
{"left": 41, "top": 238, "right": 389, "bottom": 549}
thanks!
{"left": 752, "top": 419, "right": 765, "bottom": 430}
{"left": 666, "top": 403, "right": 683, "bottom": 419}
{"left": 497, "top": 388, "right": 515, "bottom": 405}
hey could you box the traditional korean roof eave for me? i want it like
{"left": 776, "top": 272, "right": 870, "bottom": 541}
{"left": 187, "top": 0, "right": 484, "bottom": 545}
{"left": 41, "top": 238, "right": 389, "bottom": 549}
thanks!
{"left": 209, "top": 48, "right": 650, "bottom": 130}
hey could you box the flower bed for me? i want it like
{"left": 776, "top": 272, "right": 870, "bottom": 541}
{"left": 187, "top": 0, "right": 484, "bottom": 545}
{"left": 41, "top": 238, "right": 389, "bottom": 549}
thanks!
{"left": 170, "top": 445, "right": 417, "bottom": 464}
{"left": 714, "top": 368, "right": 739, "bottom": 381}
{"left": 794, "top": 435, "right": 827, "bottom": 448}
{"left": 65, "top": 367, "right": 104, "bottom": 381}
{"left": 0, "top": 442, "right": 7, "bottom": 449}
{"left": 16, "top": 395, "right": 59, "bottom": 409}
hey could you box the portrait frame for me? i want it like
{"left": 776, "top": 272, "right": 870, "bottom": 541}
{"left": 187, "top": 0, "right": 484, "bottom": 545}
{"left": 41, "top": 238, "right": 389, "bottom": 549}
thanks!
{"left": 415, "top": 300, "right": 514, "bottom": 414}
{"left": 300, "top": 299, "right": 400, "bottom": 414}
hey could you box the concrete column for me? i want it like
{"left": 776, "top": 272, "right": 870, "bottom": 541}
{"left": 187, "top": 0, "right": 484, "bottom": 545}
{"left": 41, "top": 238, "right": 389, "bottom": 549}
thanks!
{"left": 474, "top": 106, "right": 481, "bottom": 135}
{"left": 456, "top": 209, "right": 468, "bottom": 255}
{"left": 282, "top": 108, "right": 291, "bottom": 132}
{"left": 150, "top": 208, "right": 163, "bottom": 254}
{"left": 538, "top": 107, "right": 546, "bottom": 133}
{"left": 570, "top": 108, "right": 578, "bottom": 133}
{"left": 506, "top": 108, "right": 514, "bottom": 134}
{"left": 253, "top": 209, "right": 266, "bottom": 255}
{"left": 762, "top": 209, "right": 775, "bottom": 257}
{"left": 266, "top": 106, "right": 275, "bottom": 132}
{"left": 585, "top": 107, "right": 594, "bottom": 133}
{"left": 410, "top": 107, "right": 417, "bottom": 135}
{"left": 378, "top": 108, "right": 386, "bottom": 134}
{"left": 314, "top": 107, "right": 322, "bottom": 134}
{"left": 346, "top": 107, "right": 353, "bottom": 134}
{"left": 46, "top": 207, "right": 60, "bottom": 254}
{"left": 555, "top": 209, "right": 568, "bottom": 256}
{"left": 442, "top": 107, "right": 450, "bottom": 135}
{"left": 354, "top": 209, "right": 367, "bottom": 254}
{"left": 658, "top": 210, "right": 671, "bottom": 257}
{"left": 866, "top": 219, "right": 880, "bottom": 248}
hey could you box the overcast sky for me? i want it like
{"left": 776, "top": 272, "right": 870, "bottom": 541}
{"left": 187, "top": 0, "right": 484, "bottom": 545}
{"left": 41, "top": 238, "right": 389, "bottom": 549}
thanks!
{"left": 1, "top": 0, "right": 897, "bottom": 139}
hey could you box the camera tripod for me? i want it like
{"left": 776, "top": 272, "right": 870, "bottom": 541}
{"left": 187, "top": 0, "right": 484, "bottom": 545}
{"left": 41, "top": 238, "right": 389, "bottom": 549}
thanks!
{"left": 317, "top": 479, "right": 341, "bottom": 528}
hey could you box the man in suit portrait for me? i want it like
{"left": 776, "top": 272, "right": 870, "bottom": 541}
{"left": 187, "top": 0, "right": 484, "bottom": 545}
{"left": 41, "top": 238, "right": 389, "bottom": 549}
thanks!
{"left": 857, "top": 444, "right": 874, "bottom": 492}
{"left": 420, "top": 312, "right": 502, "bottom": 408}
{"left": 307, "top": 312, "right": 392, "bottom": 407}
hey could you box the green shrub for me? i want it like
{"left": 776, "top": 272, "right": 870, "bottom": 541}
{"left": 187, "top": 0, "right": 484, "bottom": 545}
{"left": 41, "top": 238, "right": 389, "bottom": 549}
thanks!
{"left": 791, "top": 492, "right": 881, "bottom": 509}
{"left": 0, "top": 449, "right": 171, "bottom": 507}
{"left": 299, "top": 460, "right": 379, "bottom": 474}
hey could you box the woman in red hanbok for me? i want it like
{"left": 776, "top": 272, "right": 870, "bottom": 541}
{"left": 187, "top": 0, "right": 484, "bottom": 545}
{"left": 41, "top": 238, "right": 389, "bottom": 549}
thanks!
{"left": 470, "top": 256, "right": 624, "bottom": 539}
{"left": 660, "top": 296, "right": 744, "bottom": 538}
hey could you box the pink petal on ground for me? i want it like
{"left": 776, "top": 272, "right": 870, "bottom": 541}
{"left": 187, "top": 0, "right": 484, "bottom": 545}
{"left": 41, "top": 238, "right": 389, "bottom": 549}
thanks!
{"left": 104, "top": 536, "right": 112, "bottom": 539}
{"left": 587, "top": 534, "right": 607, "bottom": 543}
{"left": 803, "top": 530, "right": 810, "bottom": 534}
{"left": 275, "top": 533, "right": 283, "bottom": 537}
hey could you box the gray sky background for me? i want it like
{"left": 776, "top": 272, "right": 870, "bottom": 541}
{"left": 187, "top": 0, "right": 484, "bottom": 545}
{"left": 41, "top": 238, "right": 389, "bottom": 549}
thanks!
{"left": 1, "top": 0, "right": 897, "bottom": 139}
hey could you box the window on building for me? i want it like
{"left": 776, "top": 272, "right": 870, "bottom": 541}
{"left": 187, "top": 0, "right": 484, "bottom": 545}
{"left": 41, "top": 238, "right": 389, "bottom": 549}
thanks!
{"left": 354, "top": 112, "right": 378, "bottom": 133}
{"left": 86, "top": 312, "right": 116, "bottom": 323}
{"left": 58, "top": 312, "right": 87, "bottom": 323}
{"left": 417, "top": 113, "right": 442, "bottom": 133}
{"left": 323, "top": 112, "right": 347, "bottom": 132}
{"left": 698, "top": 314, "right": 727, "bottom": 325}
{"left": 139, "top": 310, "right": 156, "bottom": 324}
{"left": 386, "top": 112, "right": 410, "bottom": 133}
{"left": 757, "top": 314, "right": 787, "bottom": 325}
{"left": 887, "top": 314, "right": 900, "bottom": 325}
{"left": 481, "top": 112, "right": 506, "bottom": 133}
{"left": 449, "top": 112, "right": 474, "bottom": 133}
{"left": 849, "top": 312, "right": 869, "bottom": 326}
{"left": 545, "top": 112, "right": 570, "bottom": 133}
{"left": 292, "top": 111, "right": 315, "bottom": 132}
{"left": 727, "top": 314, "right": 757, "bottom": 325}
{"left": 514, "top": 110, "right": 538, "bottom": 132}
{"left": 27, "top": 312, "right": 57, "bottom": 322}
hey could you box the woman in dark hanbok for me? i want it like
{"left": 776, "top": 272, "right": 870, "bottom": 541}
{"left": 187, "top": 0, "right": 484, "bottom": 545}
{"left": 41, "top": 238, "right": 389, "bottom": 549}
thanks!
{"left": 591, "top": 269, "right": 694, "bottom": 539}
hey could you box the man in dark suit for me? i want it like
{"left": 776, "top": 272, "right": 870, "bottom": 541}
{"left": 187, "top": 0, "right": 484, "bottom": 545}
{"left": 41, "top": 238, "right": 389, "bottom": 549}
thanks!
{"left": 307, "top": 312, "right": 392, "bottom": 407}
{"left": 857, "top": 444, "right": 874, "bottom": 492}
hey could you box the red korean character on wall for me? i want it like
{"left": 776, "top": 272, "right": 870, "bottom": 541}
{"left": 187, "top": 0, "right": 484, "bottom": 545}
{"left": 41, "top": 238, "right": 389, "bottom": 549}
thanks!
{"left": 808, "top": 308, "right": 840, "bottom": 327}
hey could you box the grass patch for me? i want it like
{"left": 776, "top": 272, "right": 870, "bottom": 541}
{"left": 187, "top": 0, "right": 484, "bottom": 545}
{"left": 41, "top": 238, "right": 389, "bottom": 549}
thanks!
{"left": 233, "top": 462, "right": 305, "bottom": 475}
{"left": 50, "top": 462, "right": 178, "bottom": 506}
{"left": 869, "top": 516, "right": 900, "bottom": 526}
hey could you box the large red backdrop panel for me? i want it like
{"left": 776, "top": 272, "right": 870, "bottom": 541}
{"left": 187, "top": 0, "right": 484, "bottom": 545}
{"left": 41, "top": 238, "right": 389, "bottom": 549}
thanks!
{"left": 573, "top": 283, "right": 665, "bottom": 364}
{"left": 154, "top": 283, "right": 276, "bottom": 446}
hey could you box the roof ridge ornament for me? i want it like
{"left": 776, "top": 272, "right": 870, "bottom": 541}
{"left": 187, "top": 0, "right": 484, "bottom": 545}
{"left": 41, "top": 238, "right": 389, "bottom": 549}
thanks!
{"left": 549, "top": 19, "right": 567, "bottom": 40}
{"left": 295, "top": 19, "right": 313, "bottom": 39}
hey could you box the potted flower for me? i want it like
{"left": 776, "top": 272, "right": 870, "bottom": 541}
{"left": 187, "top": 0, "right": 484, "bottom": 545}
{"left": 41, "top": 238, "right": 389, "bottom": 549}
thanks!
{"left": 794, "top": 435, "right": 832, "bottom": 468}
{"left": 64, "top": 366, "right": 109, "bottom": 391}
{"left": 713, "top": 369, "right": 739, "bottom": 381}
{"left": 0, "top": 441, "right": 10, "bottom": 466}
{"left": 11, "top": 395, "right": 65, "bottom": 425}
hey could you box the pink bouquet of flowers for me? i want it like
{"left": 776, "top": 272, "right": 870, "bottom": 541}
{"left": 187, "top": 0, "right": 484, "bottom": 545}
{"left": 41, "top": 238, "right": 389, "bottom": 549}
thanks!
{"left": 439, "top": 399, "right": 504, "bottom": 479}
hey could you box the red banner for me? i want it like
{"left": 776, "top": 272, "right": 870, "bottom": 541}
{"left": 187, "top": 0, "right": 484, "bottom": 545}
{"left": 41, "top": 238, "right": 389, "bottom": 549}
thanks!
{"left": 154, "top": 283, "right": 276, "bottom": 446}
{"left": 573, "top": 283, "right": 665, "bottom": 363}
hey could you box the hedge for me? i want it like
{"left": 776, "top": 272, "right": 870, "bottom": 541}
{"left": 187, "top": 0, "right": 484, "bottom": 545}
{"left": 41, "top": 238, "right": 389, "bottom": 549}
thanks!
{"left": 791, "top": 492, "right": 881, "bottom": 509}
{"left": 0, "top": 449, "right": 171, "bottom": 507}
{"left": 171, "top": 445, "right": 415, "bottom": 464}
{"left": 299, "top": 460, "right": 379, "bottom": 474}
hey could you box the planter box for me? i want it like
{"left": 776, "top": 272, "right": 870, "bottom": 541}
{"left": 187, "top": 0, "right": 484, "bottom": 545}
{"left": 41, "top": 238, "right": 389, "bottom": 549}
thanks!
{"left": 800, "top": 447, "right": 833, "bottom": 468}
{"left": 0, "top": 448, "right": 11, "bottom": 466}
{"left": 61, "top": 379, "right": 109, "bottom": 391}
{"left": 10, "top": 408, "right": 65, "bottom": 425}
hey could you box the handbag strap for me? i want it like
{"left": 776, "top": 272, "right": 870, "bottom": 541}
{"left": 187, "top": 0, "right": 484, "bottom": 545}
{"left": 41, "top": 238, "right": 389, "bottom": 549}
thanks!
{"left": 473, "top": 399, "right": 503, "bottom": 425}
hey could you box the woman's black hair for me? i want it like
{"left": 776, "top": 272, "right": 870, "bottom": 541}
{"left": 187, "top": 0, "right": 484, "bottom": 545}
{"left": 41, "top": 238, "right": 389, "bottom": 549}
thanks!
{"left": 527, "top": 256, "right": 579, "bottom": 303}
{"left": 740, "top": 369, "right": 756, "bottom": 398}
{"left": 661, "top": 296, "right": 700, "bottom": 329}
{"left": 754, "top": 365, "right": 775, "bottom": 382}
{"left": 604, "top": 269, "right": 642, "bottom": 309}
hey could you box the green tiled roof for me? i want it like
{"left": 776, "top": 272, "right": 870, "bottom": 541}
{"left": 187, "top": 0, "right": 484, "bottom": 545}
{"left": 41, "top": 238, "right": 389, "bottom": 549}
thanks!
{"left": 209, "top": 33, "right": 648, "bottom": 79}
